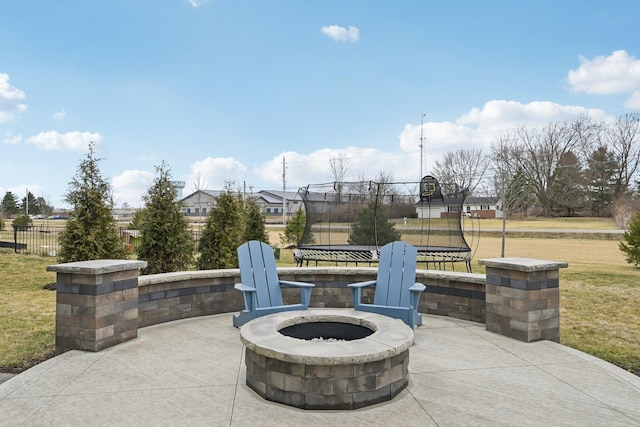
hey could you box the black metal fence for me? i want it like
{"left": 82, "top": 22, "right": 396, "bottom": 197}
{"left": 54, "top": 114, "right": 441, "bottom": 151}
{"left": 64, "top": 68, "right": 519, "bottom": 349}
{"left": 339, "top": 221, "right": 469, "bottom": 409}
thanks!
{"left": 0, "top": 224, "right": 203, "bottom": 257}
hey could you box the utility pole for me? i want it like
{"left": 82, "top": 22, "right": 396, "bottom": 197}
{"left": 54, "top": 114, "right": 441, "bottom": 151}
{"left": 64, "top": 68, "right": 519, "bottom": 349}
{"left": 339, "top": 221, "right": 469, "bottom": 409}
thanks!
{"left": 420, "top": 113, "right": 426, "bottom": 180}
{"left": 282, "top": 156, "right": 287, "bottom": 225}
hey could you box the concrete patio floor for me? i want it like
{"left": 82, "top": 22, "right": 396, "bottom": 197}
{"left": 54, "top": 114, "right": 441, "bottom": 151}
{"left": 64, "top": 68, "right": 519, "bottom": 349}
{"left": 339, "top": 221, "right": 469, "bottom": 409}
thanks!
{"left": 1, "top": 311, "right": 639, "bottom": 426}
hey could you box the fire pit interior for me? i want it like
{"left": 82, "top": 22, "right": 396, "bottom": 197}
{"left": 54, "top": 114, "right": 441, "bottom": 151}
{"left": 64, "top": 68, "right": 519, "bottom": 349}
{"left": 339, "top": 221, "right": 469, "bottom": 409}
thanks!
{"left": 240, "top": 309, "right": 414, "bottom": 410}
{"left": 279, "top": 321, "right": 374, "bottom": 341}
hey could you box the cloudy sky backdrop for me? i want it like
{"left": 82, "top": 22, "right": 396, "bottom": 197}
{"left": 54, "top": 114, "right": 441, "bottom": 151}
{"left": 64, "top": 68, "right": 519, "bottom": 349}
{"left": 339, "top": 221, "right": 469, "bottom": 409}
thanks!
{"left": 1, "top": 1, "right": 639, "bottom": 208}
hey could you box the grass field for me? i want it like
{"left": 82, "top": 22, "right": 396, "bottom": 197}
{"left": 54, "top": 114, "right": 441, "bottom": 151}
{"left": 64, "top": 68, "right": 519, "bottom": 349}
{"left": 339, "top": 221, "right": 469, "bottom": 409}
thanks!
{"left": 0, "top": 250, "right": 56, "bottom": 373}
{"left": 1, "top": 217, "right": 638, "bottom": 376}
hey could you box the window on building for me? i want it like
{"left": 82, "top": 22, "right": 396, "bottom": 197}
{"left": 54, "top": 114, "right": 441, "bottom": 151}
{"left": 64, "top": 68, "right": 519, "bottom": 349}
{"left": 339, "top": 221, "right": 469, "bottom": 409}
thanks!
{"left": 186, "top": 208, "right": 191, "bottom": 214}
{"left": 195, "top": 208, "right": 199, "bottom": 214}
{"left": 202, "top": 208, "right": 206, "bottom": 214}
{"left": 266, "top": 208, "right": 271, "bottom": 213}
{"left": 466, "top": 206, "right": 471, "bottom": 213}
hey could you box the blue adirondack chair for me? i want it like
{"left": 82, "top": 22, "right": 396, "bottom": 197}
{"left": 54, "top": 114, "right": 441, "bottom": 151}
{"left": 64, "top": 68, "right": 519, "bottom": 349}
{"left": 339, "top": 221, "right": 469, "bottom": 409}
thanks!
{"left": 233, "top": 240, "right": 315, "bottom": 327}
{"left": 348, "top": 241, "right": 426, "bottom": 329}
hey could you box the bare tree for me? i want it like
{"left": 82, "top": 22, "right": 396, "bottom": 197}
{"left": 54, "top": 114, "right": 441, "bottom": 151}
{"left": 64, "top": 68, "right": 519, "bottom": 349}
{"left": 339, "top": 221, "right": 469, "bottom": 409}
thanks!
{"left": 193, "top": 171, "right": 208, "bottom": 222}
{"left": 433, "top": 147, "right": 490, "bottom": 195}
{"left": 329, "top": 153, "right": 352, "bottom": 198}
{"left": 347, "top": 172, "right": 372, "bottom": 200}
{"left": 329, "top": 153, "right": 351, "bottom": 182}
{"left": 513, "top": 117, "right": 594, "bottom": 216}
{"left": 600, "top": 112, "right": 640, "bottom": 198}
{"left": 612, "top": 196, "right": 634, "bottom": 229}
{"left": 491, "top": 132, "right": 537, "bottom": 256}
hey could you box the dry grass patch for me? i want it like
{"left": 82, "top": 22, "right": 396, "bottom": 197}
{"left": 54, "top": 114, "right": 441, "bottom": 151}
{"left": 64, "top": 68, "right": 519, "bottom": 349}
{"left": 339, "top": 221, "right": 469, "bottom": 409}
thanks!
{"left": 473, "top": 217, "right": 620, "bottom": 230}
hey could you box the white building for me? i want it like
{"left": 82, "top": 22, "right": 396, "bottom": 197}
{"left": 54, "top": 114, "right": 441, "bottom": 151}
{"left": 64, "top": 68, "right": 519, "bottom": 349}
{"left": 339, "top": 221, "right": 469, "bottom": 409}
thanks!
{"left": 179, "top": 189, "right": 303, "bottom": 222}
{"left": 416, "top": 196, "right": 502, "bottom": 219}
{"left": 179, "top": 190, "right": 223, "bottom": 217}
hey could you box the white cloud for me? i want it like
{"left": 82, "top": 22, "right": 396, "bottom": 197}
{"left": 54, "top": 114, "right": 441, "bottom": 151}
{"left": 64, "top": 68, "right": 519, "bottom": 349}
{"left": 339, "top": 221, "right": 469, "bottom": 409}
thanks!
{"left": 457, "top": 100, "right": 604, "bottom": 128}
{"left": 0, "top": 73, "right": 27, "bottom": 123}
{"left": 253, "top": 99, "right": 609, "bottom": 190}
{"left": 0, "top": 73, "right": 25, "bottom": 100}
{"left": 255, "top": 146, "right": 416, "bottom": 190}
{"left": 112, "top": 170, "right": 155, "bottom": 208}
{"left": 321, "top": 25, "right": 360, "bottom": 43}
{"left": 185, "top": 157, "right": 247, "bottom": 193}
{"left": 52, "top": 107, "right": 66, "bottom": 120}
{"left": 400, "top": 100, "right": 606, "bottom": 165}
{"left": 2, "top": 131, "right": 22, "bottom": 145}
{"left": 25, "top": 130, "right": 102, "bottom": 151}
{"left": 624, "top": 91, "right": 640, "bottom": 109}
{"left": 567, "top": 50, "right": 640, "bottom": 101}
{"left": 186, "top": 0, "right": 208, "bottom": 7}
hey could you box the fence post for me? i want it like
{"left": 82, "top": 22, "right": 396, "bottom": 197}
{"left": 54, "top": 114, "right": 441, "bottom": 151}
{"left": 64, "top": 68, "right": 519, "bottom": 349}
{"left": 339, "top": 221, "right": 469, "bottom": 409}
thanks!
{"left": 12, "top": 224, "right": 17, "bottom": 253}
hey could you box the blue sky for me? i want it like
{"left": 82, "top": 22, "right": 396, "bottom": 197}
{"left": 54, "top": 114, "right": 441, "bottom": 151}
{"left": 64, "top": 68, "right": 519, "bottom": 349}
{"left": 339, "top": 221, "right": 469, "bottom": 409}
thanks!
{"left": 1, "top": 0, "right": 640, "bottom": 209}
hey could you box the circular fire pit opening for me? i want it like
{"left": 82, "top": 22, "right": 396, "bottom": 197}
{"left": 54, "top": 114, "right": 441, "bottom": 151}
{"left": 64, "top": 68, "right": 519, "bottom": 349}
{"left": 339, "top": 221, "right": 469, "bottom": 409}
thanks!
{"left": 279, "top": 321, "right": 374, "bottom": 341}
{"left": 240, "top": 309, "right": 414, "bottom": 410}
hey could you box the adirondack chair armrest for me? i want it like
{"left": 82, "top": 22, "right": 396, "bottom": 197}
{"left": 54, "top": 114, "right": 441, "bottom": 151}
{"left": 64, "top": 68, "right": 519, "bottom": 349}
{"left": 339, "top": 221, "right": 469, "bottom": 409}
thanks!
{"left": 348, "top": 280, "right": 377, "bottom": 308}
{"left": 278, "top": 280, "right": 314, "bottom": 307}
{"left": 278, "top": 280, "right": 315, "bottom": 288}
{"left": 347, "top": 280, "right": 377, "bottom": 289}
{"left": 408, "top": 282, "right": 426, "bottom": 313}
{"left": 234, "top": 283, "right": 256, "bottom": 293}
{"left": 409, "top": 282, "right": 426, "bottom": 293}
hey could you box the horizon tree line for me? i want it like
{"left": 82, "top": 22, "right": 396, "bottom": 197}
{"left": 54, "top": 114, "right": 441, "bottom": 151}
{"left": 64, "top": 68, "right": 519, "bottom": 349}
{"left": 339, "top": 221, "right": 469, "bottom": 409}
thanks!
{"left": 432, "top": 113, "right": 640, "bottom": 221}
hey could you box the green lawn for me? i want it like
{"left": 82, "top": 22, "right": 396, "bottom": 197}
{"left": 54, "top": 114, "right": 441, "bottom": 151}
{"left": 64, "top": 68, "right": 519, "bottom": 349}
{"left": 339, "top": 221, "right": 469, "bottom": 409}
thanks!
{"left": 0, "top": 250, "right": 56, "bottom": 372}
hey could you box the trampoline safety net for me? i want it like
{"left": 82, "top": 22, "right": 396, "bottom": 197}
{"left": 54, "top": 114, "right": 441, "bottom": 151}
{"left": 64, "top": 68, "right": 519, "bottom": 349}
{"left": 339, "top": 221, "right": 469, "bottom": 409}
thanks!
{"left": 294, "top": 176, "right": 474, "bottom": 271}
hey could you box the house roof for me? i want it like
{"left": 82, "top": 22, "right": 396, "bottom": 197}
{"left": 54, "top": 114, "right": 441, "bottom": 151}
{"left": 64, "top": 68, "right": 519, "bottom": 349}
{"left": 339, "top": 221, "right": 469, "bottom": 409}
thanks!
{"left": 179, "top": 190, "right": 224, "bottom": 203}
{"left": 464, "top": 196, "right": 500, "bottom": 205}
{"left": 256, "top": 190, "right": 299, "bottom": 203}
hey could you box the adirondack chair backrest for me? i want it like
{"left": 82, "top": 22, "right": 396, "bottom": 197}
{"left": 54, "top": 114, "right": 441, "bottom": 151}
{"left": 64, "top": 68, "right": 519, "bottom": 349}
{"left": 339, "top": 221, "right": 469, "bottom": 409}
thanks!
{"left": 374, "top": 241, "right": 418, "bottom": 308}
{"left": 238, "top": 241, "right": 284, "bottom": 308}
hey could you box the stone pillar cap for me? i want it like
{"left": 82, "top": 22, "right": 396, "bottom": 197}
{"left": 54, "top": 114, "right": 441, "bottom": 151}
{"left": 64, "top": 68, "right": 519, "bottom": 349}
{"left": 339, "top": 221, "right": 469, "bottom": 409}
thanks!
{"left": 47, "top": 259, "right": 147, "bottom": 274}
{"left": 479, "top": 257, "right": 568, "bottom": 272}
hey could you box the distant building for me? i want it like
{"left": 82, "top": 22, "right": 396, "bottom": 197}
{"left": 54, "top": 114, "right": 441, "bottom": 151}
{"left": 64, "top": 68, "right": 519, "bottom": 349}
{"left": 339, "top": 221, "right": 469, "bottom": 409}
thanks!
{"left": 179, "top": 189, "right": 303, "bottom": 222}
{"left": 254, "top": 190, "right": 302, "bottom": 222}
{"left": 179, "top": 190, "right": 223, "bottom": 217}
{"left": 112, "top": 208, "right": 136, "bottom": 221}
{"left": 463, "top": 196, "right": 502, "bottom": 219}
{"left": 415, "top": 196, "right": 502, "bottom": 219}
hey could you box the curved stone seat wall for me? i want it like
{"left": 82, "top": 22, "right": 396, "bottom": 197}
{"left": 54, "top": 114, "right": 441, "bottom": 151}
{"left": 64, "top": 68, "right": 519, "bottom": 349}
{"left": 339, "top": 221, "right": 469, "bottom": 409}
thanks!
{"left": 137, "top": 267, "right": 487, "bottom": 328}
{"left": 50, "top": 258, "right": 565, "bottom": 353}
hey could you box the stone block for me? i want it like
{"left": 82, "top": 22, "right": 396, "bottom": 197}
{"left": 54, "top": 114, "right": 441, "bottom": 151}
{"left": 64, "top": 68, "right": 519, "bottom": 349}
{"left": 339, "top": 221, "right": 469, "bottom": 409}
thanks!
{"left": 267, "top": 358, "right": 305, "bottom": 376}
{"left": 377, "top": 362, "right": 405, "bottom": 388}
{"left": 301, "top": 377, "right": 332, "bottom": 395}
{"left": 283, "top": 373, "right": 305, "bottom": 393}
{"left": 355, "top": 359, "right": 388, "bottom": 376}
{"left": 304, "top": 393, "right": 352, "bottom": 411}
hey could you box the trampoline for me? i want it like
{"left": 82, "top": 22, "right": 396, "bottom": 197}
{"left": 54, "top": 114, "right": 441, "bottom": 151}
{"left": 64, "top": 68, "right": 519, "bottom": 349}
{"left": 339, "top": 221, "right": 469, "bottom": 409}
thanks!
{"left": 293, "top": 176, "right": 477, "bottom": 272}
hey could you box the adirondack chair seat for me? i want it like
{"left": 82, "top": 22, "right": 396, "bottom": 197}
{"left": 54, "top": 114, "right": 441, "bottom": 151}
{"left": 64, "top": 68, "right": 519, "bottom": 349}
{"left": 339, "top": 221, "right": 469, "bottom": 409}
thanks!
{"left": 233, "top": 241, "right": 315, "bottom": 328}
{"left": 348, "top": 241, "right": 426, "bottom": 329}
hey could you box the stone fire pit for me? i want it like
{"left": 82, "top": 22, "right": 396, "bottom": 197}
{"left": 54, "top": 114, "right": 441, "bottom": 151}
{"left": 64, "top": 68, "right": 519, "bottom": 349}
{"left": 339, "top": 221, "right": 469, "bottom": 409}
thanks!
{"left": 240, "top": 309, "right": 414, "bottom": 410}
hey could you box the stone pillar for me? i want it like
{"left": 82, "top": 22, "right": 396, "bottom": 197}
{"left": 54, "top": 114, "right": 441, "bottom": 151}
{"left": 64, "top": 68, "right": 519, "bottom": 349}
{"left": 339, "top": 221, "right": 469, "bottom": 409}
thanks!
{"left": 47, "top": 259, "right": 147, "bottom": 353}
{"left": 478, "top": 257, "right": 567, "bottom": 343}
